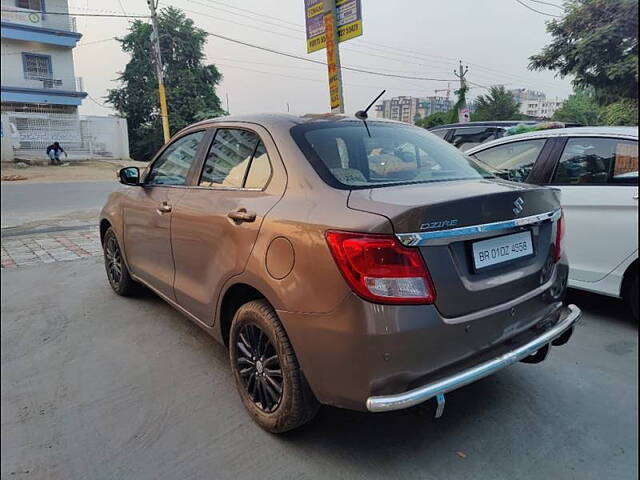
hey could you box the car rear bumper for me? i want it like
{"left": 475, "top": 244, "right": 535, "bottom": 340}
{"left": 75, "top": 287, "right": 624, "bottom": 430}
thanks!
{"left": 366, "top": 303, "right": 581, "bottom": 412}
{"left": 277, "top": 263, "right": 574, "bottom": 411}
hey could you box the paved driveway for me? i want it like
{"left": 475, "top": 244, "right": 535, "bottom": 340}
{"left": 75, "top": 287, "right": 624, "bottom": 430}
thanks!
{"left": 1, "top": 259, "right": 637, "bottom": 480}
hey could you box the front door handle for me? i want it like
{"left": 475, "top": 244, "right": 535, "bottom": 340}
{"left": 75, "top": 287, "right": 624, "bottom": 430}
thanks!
{"left": 228, "top": 208, "right": 256, "bottom": 223}
{"left": 157, "top": 202, "right": 172, "bottom": 214}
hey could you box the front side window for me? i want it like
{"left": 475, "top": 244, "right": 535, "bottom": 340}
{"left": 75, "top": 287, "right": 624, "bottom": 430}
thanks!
{"left": 553, "top": 137, "right": 638, "bottom": 185}
{"left": 472, "top": 139, "right": 547, "bottom": 183}
{"left": 22, "top": 53, "right": 51, "bottom": 79}
{"left": 199, "top": 129, "right": 272, "bottom": 189}
{"left": 450, "top": 127, "right": 502, "bottom": 151}
{"left": 146, "top": 131, "right": 205, "bottom": 186}
{"left": 291, "top": 122, "right": 492, "bottom": 188}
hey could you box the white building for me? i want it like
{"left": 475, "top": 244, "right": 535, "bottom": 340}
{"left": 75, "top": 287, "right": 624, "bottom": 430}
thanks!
{"left": 1, "top": 0, "right": 129, "bottom": 161}
{"left": 509, "top": 89, "right": 564, "bottom": 119}
{"left": 375, "top": 96, "right": 452, "bottom": 124}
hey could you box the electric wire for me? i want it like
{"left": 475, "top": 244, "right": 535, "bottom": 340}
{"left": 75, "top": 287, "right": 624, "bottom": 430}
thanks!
{"left": 0, "top": 9, "right": 149, "bottom": 18}
{"left": 513, "top": 0, "right": 561, "bottom": 18}
{"left": 205, "top": 31, "right": 457, "bottom": 82}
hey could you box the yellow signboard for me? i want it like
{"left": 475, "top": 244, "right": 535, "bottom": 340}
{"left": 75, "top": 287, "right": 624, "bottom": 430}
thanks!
{"left": 305, "top": 0, "right": 362, "bottom": 53}
{"left": 324, "top": 12, "right": 341, "bottom": 110}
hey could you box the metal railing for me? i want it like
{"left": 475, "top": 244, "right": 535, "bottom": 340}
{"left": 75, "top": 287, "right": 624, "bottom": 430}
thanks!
{"left": 2, "top": 74, "right": 84, "bottom": 92}
{"left": 1, "top": 7, "right": 77, "bottom": 32}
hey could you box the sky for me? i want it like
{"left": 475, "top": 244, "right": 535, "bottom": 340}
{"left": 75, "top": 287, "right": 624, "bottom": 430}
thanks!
{"left": 71, "top": 0, "right": 574, "bottom": 117}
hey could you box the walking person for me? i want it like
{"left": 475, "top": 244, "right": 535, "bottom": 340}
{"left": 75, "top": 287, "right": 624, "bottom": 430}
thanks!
{"left": 46, "top": 141, "right": 67, "bottom": 165}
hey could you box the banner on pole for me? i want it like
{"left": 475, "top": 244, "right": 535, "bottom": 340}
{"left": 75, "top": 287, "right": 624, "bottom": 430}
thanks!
{"left": 305, "top": 0, "right": 362, "bottom": 53}
{"left": 324, "top": 12, "right": 341, "bottom": 110}
{"left": 458, "top": 107, "right": 471, "bottom": 123}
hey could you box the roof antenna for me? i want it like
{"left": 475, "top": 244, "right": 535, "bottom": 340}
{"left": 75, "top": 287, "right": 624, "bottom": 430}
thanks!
{"left": 355, "top": 89, "right": 385, "bottom": 137}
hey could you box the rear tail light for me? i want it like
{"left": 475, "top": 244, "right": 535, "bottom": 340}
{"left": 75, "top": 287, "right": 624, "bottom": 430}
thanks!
{"left": 325, "top": 230, "right": 436, "bottom": 304}
{"left": 553, "top": 209, "right": 565, "bottom": 263}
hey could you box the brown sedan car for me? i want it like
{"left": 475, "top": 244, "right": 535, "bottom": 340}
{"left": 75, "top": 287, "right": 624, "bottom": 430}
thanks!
{"left": 100, "top": 114, "right": 581, "bottom": 432}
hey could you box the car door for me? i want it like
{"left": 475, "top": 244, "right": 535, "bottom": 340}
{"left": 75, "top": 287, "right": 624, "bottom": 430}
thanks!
{"left": 122, "top": 129, "right": 207, "bottom": 300}
{"left": 551, "top": 136, "right": 639, "bottom": 284}
{"left": 170, "top": 125, "right": 287, "bottom": 325}
{"left": 470, "top": 138, "right": 549, "bottom": 182}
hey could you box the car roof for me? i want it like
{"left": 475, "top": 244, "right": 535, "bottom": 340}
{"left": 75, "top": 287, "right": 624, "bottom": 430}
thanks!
{"left": 465, "top": 126, "right": 639, "bottom": 154}
{"left": 183, "top": 113, "right": 405, "bottom": 134}
{"left": 428, "top": 121, "right": 540, "bottom": 130}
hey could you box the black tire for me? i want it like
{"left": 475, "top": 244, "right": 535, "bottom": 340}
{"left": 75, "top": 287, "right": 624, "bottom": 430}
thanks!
{"left": 103, "top": 227, "right": 138, "bottom": 296}
{"left": 229, "top": 299, "right": 319, "bottom": 433}
{"left": 628, "top": 273, "right": 638, "bottom": 322}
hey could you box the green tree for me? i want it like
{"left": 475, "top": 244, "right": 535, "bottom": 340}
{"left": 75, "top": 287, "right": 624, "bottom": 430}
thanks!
{"left": 552, "top": 89, "right": 601, "bottom": 125}
{"left": 472, "top": 86, "right": 521, "bottom": 121}
{"left": 529, "top": 0, "right": 638, "bottom": 105}
{"left": 448, "top": 84, "right": 469, "bottom": 123}
{"left": 107, "top": 7, "right": 225, "bottom": 160}
{"left": 600, "top": 99, "right": 639, "bottom": 126}
{"left": 416, "top": 111, "right": 450, "bottom": 128}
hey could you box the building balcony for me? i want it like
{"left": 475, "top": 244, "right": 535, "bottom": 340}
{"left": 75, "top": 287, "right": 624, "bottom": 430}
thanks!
{"left": 1, "top": 74, "right": 87, "bottom": 106}
{"left": 1, "top": 6, "right": 81, "bottom": 47}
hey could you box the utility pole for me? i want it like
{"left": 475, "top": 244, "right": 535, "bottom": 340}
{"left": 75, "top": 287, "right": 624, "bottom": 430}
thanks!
{"left": 453, "top": 61, "right": 470, "bottom": 123}
{"left": 323, "top": 0, "right": 345, "bottom": 113}
{"left": 147, "top": 0, "right": 170, "bottom": 143}
{"left": 454, "top": 61, "right": 468, "bottom": 91}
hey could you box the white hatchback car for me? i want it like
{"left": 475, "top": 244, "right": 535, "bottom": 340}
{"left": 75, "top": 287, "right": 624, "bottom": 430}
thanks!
{"left": 466, "top": 127, "right": 638, "bottom": 319}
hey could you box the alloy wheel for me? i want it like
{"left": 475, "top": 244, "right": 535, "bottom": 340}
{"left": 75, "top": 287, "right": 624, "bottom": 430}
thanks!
{"left": 235, "top": 323, "right": 283, "bottom": 413}
{"left": 104, "top": 236, "right": 123, "bottom": 288}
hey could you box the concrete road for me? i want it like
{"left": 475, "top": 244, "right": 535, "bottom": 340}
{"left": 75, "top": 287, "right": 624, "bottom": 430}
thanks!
{"left": 1, "top": 258, "right": 637, "bottom": 480}
{"left": 1, "top": 181, "right": 120, "bottom": 228}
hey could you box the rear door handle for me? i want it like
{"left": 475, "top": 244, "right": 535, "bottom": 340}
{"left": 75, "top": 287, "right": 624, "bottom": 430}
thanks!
{"left": 157, "top": 202, "right": 172, "bottom": 214}
{"left": 228, "top": 208, "right": 256, "bottom": 223}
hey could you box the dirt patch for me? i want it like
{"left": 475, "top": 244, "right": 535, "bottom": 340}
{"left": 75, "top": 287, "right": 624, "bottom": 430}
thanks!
{"left": 1, "top": 175, "right": 28, "bottom": 182}
{"left": 0, "top": 160, "right": 148, "bottom": 184}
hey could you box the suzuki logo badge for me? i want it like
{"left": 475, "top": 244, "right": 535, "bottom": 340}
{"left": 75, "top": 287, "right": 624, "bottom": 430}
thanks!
{"left": 513, "top": 197, "right": 525, "bottom": 215}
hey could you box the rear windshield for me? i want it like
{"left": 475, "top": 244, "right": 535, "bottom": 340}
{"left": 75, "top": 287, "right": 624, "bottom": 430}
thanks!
{"left": 291, "top": 121, "right": 493, "bottom": 189}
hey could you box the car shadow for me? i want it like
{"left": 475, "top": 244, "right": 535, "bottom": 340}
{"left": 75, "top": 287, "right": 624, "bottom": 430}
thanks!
{"left": 566, "top": 288, "right": 634, "bottom": 325}
{"left": 276, "top": 371, "right": 529, "bottom": 470}
{"left": 127, "top": 281, "right": 634, "bottom": 475}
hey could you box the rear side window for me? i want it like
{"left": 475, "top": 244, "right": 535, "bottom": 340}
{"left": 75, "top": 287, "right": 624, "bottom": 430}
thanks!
{"left": 450, "top": 127, "right": 503, "bottom": 151}
{"left": 244, "top": 142, "right": 272, "bottom": 189}
{"left": 553, "top": 137, "right": 638, "bottom": 185}
{"left": 472, "top": 139, "right": 546, "bottom": 183}
{"left": 199, "top": 129, "right": 272, "bottom": 189}
{"left": 291, "top": 122, "right": 492, "bottom": 189}
{"left": 146, "top": 130, "right": 205, "bottom": 186}
{"left": 430, "top": 129, "right": 448, "bottom": 139}
{"left": 200, "top": 129, "right": 259, "bottom": 188}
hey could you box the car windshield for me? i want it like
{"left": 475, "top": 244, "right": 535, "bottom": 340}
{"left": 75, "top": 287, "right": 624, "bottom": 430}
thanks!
{"left": 291, "top": 121, "right": 493, "bottom": 188}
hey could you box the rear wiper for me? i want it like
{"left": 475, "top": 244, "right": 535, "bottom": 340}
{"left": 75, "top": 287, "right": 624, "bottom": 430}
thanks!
{"left": 355, "top": 89, "right": 385, "bottom": 138}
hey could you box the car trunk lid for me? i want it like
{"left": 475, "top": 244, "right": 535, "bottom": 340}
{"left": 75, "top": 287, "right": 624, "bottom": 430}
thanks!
{"left": 348, "top": 179, "right": 561, "bottom": 318}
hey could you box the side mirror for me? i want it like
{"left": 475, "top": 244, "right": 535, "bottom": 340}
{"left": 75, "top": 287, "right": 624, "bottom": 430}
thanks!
{"left": 118, "top": 167, "right": 140, "bottom": 186}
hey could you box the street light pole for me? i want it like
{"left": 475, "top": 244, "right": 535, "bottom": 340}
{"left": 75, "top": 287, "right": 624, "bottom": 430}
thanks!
{"left": 147, "top": 0, "right": 171, "bottom": 143}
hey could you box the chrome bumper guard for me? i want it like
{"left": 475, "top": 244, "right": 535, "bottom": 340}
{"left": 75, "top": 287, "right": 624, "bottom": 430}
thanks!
{"left": 366, "top": 304, "right": 582, "bottom": 413}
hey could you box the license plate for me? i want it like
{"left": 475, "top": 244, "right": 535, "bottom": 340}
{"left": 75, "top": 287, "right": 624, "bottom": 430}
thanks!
{"left": 472, "top": 231, "right": 534, "bottom": 270}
